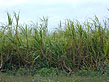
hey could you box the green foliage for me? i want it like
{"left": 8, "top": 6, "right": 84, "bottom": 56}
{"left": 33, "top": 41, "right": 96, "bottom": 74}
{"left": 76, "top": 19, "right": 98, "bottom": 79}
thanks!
{"left": 75, "top": 70, "right": 89, "bottom": 76}
{"left": 75, "top": 70, "right": 102, "bottom": 77}
{"left": 1, "top": 74, "right": 108, "bottom": 82}
{"left": 35, "top": 68, "right": 68, "bottom": 76}
{"left": 0, "top": 12, "right": 109, "bottom": 75}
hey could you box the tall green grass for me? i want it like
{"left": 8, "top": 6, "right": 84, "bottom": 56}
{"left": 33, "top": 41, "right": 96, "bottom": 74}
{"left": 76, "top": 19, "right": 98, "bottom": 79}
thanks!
{"left": 0, "top": 13, "right": 109, "bottom": 74}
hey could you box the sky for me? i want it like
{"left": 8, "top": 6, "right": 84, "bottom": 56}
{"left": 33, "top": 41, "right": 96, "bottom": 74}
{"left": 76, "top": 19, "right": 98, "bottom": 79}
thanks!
{"left": 0, "top": 0, "right": 109, "bottom": 30}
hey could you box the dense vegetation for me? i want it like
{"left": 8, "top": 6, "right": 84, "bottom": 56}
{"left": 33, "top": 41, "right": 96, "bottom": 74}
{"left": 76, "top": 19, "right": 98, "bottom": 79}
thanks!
{"left": 0, "top": 73, "right": 108, "bottom": 82}
{"left": 0, "top": 13, "right": 109, "bottom": 75}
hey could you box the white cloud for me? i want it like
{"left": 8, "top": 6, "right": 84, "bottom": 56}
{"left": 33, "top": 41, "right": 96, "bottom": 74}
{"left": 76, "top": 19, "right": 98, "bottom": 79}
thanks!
{"left": 0, "top": 0, "right": 108, "bottom": 7}
{"left": 30, "top": 0, "right": 109, "bottom": 4}
{"left": 0, "top": 0, "right": 30, "bottom": 6}
{"left": 26, "top": 0, "right": 81, "bottom": 5}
